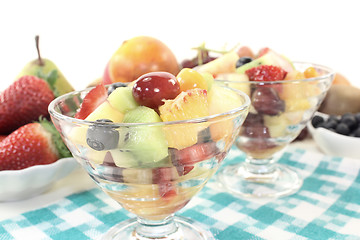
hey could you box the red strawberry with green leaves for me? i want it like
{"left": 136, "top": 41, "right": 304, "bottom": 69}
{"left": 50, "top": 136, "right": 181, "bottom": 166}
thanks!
{"left": 74, "top": 84, "right": 108, "bottom": 119}
{"left": 0, "top": 119, "right": 71, "bottom": 171}
{"left": 0, "top": 75, "right": 55, "bottom": 134}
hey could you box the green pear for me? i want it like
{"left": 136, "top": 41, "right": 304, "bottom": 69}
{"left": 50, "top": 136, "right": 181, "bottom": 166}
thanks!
{"left": 18, "top": 36, "right": 74, "bottom": 97}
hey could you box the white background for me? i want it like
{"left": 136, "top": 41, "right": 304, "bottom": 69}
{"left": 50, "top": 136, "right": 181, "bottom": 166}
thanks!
{"left": 1, "top": 0, "right": 359, "bottom": 91}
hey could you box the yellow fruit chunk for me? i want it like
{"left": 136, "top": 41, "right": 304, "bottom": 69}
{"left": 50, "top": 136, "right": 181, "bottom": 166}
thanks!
{"left": 159, "top": 88, "right": 209, "bottom": 149}
{"left": 86, "top": 101, "right": 124, "bottom": 123}
{"left": 208, "top": 84, "right": 248, "bottom": 143}
{"left": 303, "top": 67, "right": 319, "bottom": 78}
{"left": 177, "top": 68, "right": 208, "bottom": 91}
{"left": 264, "top": 114, "right": 290, "bottom": 138}
{"left": 215, "top": 73, "right": 250, "bottom": 97}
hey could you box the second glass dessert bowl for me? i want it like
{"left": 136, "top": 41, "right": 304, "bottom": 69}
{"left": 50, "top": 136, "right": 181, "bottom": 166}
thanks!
{"left": 48, "top": 84, "right": 250, "bottom": 240}
{"left": 216, "top": 62, "right": 334, "bottom": 198}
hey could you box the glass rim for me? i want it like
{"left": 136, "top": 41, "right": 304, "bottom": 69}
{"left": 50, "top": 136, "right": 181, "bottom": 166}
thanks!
{"left": 214, "top": 61, "right": 335, "bottom": 85}
{"left": 48, "top": 85, "right": 251, "bottom": 127}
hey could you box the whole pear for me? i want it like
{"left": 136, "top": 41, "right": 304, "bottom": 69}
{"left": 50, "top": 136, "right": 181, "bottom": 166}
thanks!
{"left": 18, "top": 36, "right": 74, "bottom": 97}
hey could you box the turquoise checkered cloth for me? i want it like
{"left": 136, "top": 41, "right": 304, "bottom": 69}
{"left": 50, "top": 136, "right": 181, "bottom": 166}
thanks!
{"left": 1, "top": 147, "right": 359, "bottom": 240}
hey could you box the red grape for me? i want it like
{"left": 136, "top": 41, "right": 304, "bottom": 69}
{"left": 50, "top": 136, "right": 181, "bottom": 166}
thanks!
{"left": 132, "top": 72, "right": 181, "bottom": 109}
{"left": 252, "top": 87, "right": 285, "bottom": 116}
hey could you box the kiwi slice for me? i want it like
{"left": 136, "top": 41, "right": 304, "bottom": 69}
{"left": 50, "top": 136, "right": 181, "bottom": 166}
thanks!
{"left": 120, "top": 106, "right": 169, "bottom": 164}
{"left": 107, "top": 86, "right": 139, "bottom": 113}
{"left": 236, "top": 51, "right": 294, "bottom": 74}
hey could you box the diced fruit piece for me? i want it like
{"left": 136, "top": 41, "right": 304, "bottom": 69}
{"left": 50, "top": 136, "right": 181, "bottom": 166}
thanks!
{"left": 75, "top": 84, "right": 108, "bottom": 120}
{"left": 85, "top": 101, "right": 124, "bottom": 123}
{"left": 153, "top": 167, "right": 178, "bottom": 200}
{"left": 257, "top": 47, "right": 270, "bottom": 58}
{"left": 0, "top": 75, "right": 55, "bottom": 134}
{"left": 111, "top": 150, "right": 139, "bottom": 168}
{"left": 303, "top": 67, "right": 319, "bottom": 78}
{"left": 200, "top": 72, "right": 214, "bottom": 90}
{"left": 285, "top": 70, "right": 305, "bottom": 80}
{"left": 177, "top": 68, "right": 208, "bottom": 91}
{"left": 107, "top": 86, "right": 139, "bottom": 113}
{"left": 208, "top": 84, "right": 248, "bottom": 142}
{"left": 132, "top": 72, "right": 180, "bottom": 110}
{"left": 245, "top": 65, "right": 287, "bottom": 82}
{"left": 121, "top": 106, "right": 169, "bottom": 164}
{"left": 197, "top": 51, "right": 240, "bottom": 75}
{"left": 170, "top": 142, "right": 217, "bottom": 176}
{"left": 159, "top": 88, "right": 209, "bottom": 149}
{"left": 236, "top": 50, "right": 294, "bottom": 74}
{"left": 237, "top": 46, "right": 255, "bottom": 59}
{"left": 252, "top": 87, "right": 285, "bottom": 116}
{"left": 86, "top": 119, "right": 120, "bottom": 151}
{"left": 215, "top": 73, "right": 250, "bottom": 97}
{"left": 263, "top": 114, "right": 290, "bottom": 138}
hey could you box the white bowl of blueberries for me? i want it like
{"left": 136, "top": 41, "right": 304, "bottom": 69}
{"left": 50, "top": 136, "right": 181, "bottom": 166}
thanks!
{"left": 307, "top": 112, "right": 360, "bottom": 159}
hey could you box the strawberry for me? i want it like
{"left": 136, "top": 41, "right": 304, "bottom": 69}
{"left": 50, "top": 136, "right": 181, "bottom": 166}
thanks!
{"left": 257, "top": 47, "right": 271, "bottom": 58}
{"left": 0, "top": 76, "right": 55, "bottom": 134}
{"left": 74, "top": 84, "right": 108, "bottom": 119}
{"left": 0, "top": 119, "right": 71, "bottom": 171}
{"left": 0, "top": 135, "right": 7, "bottom": 143}
{"left": 152, "top": 167, "right": 177, "bottom": 200}
{"left": 170, "top": 142, "right": 217, "bottom": 176}
{"left": 245, "top": 65, "right": 287, "bottom": 82}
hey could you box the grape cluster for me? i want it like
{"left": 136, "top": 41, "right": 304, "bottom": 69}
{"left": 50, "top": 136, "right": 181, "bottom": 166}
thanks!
{"left": 312, "top": 113, "right": 360, "bottom": 137}
{"left": 181, "top": 49, "right": 217, "bottom": 69}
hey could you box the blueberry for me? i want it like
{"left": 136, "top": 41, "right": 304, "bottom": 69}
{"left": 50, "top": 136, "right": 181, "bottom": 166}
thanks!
{"left": 327, "top": 115, "right": 339, "bottom": 123}
{"left": 335, "top": 123, "right": 350, "bottom": 135}
{"left": 353, "top": 128, "right": 360, "bottom": 137}
{"left": 341, "top": 113, "right": 357, "bottom": 130}
{"left": 107, "top": 82, "right": 127, "bottom": 95}
{"left": 323, "top": 119, "right": 338, "bottom": 130}
{"left": 235, "top": 57, "right": 253, "bottom": 68}
{"left": 312, "top": 115, "right": 324, "bottom": 128}
{"left": 87, "top": 119, "right": 119, "bottom": 151}
{"left": 354, "top": 113, "right": 360, "bottom": 123}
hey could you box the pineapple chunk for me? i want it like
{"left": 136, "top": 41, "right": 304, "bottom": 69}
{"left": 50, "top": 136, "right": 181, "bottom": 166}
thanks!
{"left": 159, "top": 88, "right": 209, "bottom": 149}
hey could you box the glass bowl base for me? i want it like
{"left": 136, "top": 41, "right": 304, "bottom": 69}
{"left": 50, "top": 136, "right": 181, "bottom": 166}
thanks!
{"left": 217, "top": 163, "right": 302, "bottom": 198}
{"left": 100, "top": 215, "right": 215, "bottom": 240}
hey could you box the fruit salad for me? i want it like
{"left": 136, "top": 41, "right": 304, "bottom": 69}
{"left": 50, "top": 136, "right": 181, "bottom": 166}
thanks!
{"left": 57, "top": 69, "right": 249, "bottom": 220}
{"left": 188, "top": 46, "right": 333, "bottom": 159}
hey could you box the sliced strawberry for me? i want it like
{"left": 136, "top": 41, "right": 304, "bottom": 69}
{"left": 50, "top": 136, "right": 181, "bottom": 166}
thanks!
{"left": 171, "top": 142, "right": 217, "bottom": 176}
{"left": 74, "top": 84, "right": 108, "bottom": 119}
{"left": 245, "top": 65, "right": 287, "bottom": 82}
{"left": 246, "top": 65, "right": 287, "bottom": 94}
{"left": 152, "top": 167, "right": 177, "bottom": 200}
{"left": 0, "top": 75, "right": 55, "bottom": 134}
{"left": 257, "top": 47, "right": 271, "bottom": 58}
{"left": 0, "top": 119, "right": 71, "bottom": 171}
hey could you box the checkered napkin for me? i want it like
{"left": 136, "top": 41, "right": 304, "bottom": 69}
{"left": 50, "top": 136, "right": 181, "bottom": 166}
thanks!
{"left": 1, "top": 147, "right": 360, "bottom": 240}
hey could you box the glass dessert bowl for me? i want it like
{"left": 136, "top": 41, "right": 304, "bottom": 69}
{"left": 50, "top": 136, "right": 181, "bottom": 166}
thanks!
{"left": 216, "top": 62, "right": 334, "bottom": 198}
{"left": 48, "top": 81, "right": 250, "bottom": 240}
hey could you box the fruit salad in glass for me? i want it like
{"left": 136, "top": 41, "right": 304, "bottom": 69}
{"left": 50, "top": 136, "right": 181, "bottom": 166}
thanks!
{"left": 49, "top": 70, "right": 250, "bottom": 240}
{"left": 191, "top": 47, "right": 335, "bottom": 198}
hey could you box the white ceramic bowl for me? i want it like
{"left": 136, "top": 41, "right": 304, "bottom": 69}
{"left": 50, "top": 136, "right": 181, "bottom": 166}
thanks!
{"left": 0, "top": 158, "right": 79, "bottom": 202}
{"left": 307, "top": 112, "right": 360, "bottom": 159}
